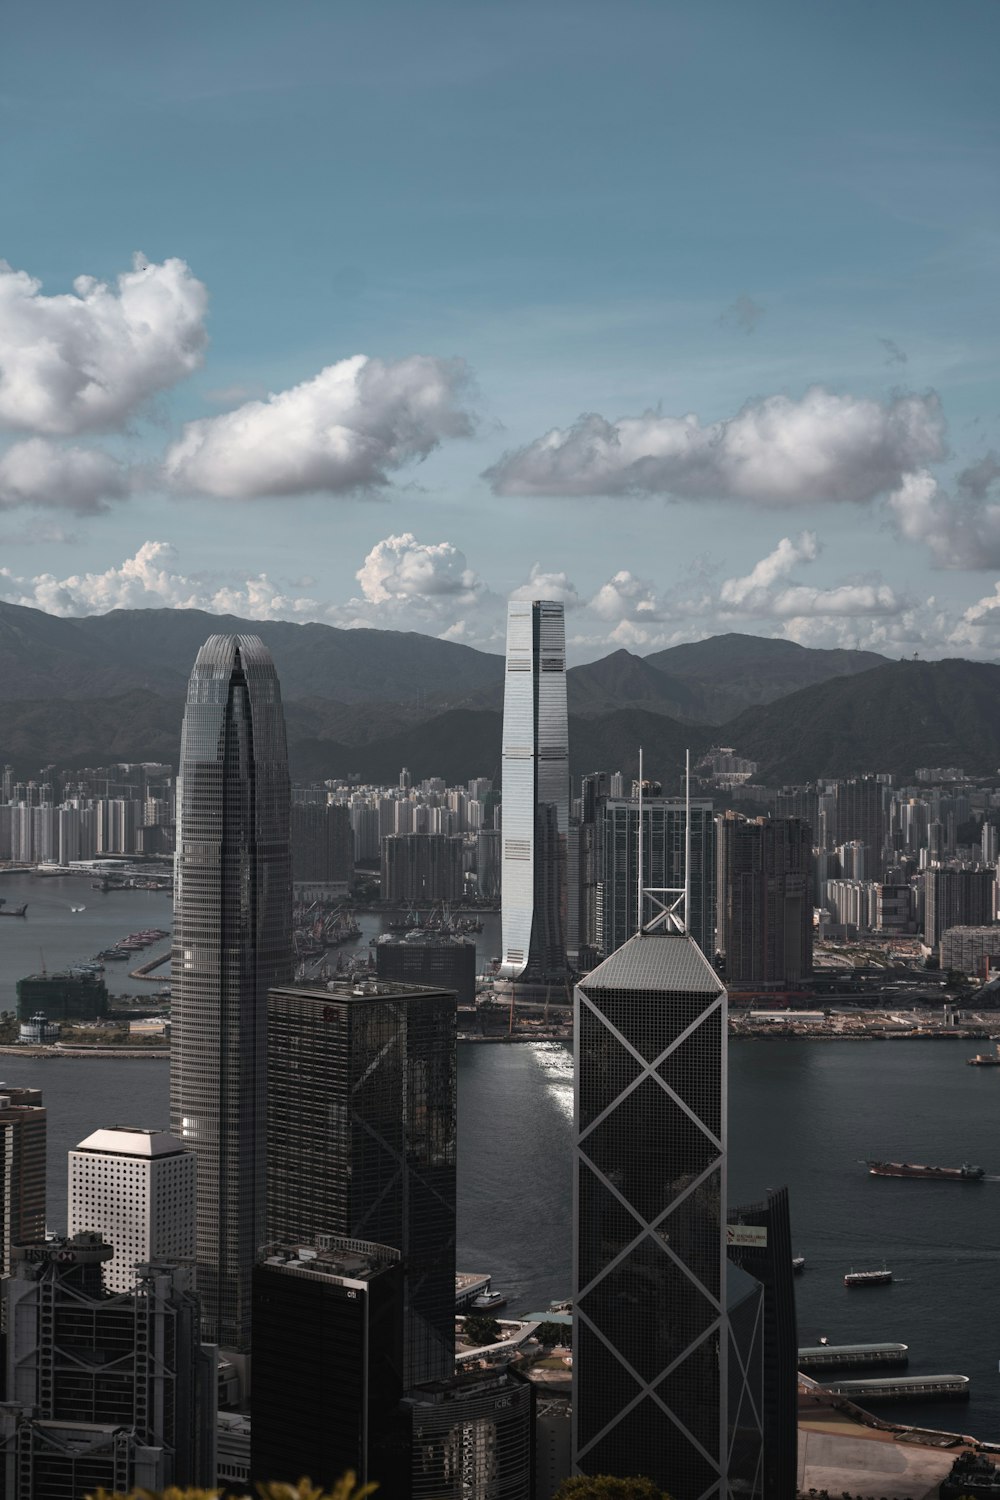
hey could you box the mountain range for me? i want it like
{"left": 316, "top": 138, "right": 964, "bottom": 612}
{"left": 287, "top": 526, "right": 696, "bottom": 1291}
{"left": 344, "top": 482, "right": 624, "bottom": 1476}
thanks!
{"left": 0, "top": 599, "right": 996, "bottom": 785}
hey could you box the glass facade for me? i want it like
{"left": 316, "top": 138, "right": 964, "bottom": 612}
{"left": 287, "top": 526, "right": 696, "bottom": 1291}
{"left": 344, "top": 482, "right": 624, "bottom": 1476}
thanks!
{"left": 404, "top": 1370, "right": 535, "bottom": 1500}
{"left": 728, "top": 1188, "right": 798, "bottom": 1499}
{"left": 715, "top": 815, "right": 812, "bottom": 984}
{"left": 598, "top": 797, "right": 716, "bottom": 962}
{"left": 251, "top": 1240, "right": 406, "bottom": 1492}
{"left": 500, "top": 599, "right": 569, "bottom": 980}
{"left": 170, "top": 635, "right": 292, "bottom": 1353}
{"left": 266, "top": 981, "right": 457, "bottom": 1386}
{"left": 574, "top": 931, "right": 729, "bottom": 1500}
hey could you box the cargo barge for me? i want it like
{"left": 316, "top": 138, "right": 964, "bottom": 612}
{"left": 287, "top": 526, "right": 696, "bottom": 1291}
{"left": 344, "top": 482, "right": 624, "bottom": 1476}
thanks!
{"left": 865, "top": 1159, "right": 985, "bottom": 1181}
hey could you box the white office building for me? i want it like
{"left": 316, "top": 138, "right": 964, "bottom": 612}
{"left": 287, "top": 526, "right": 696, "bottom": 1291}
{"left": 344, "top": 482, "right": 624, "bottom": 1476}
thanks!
{"left": 68, "top": 1126, "right": 196, "bottom": 1293}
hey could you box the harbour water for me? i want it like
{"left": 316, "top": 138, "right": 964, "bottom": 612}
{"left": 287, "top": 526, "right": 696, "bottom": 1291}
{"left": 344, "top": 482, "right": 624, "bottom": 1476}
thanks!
{"left": 1, "top": 878, "right": 997, "bottom": 1439}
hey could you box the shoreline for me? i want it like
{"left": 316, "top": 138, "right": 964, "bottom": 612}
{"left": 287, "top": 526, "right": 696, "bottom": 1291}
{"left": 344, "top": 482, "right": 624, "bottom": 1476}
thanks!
{"left": 0, "top": 1045, "right": 168, "bottom": 1059}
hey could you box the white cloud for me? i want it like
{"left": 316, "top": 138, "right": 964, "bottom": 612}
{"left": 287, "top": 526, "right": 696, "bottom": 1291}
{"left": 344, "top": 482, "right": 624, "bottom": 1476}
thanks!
{"left": 589, "top": 570, "right": 662, "bottom": 621}
{"left": 719, "top": 533, "right": 819, "bottom": 607}
{"left": 165, "top": 354, "right": 476, "bottom": 498}
{"left": 484, "top": 386, "right": 945, "bottom": 505}
{"left": 354, "top": 533, "right": 484, "bottom": 605}
{"left": 0, "top": 254, "right": 207, "bottom": 435}
{"left": 886, "top": 464, "right": 1000, "bottom": 569}
{"left": 509, "top": 563, "right": 581, "bottom": 607}
{"left": 0, "top": 439, "right": 128, "bottom": 514}
{"left": 0, "top": 541, "right": 319, "bottom": 619}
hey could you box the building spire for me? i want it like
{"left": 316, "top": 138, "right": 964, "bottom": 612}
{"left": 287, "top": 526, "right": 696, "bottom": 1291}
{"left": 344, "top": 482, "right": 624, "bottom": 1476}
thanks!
{"left": 639, "top": 747, "right": 691, "bottom": 935}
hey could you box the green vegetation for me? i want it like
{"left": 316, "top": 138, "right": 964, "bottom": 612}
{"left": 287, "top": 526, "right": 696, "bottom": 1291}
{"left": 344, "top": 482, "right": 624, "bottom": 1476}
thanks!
{"left": 462, "top": 1314, "right": 502, "bottom": 1345}
{"left": 553, "top": 1476, "right": 673, "bottom": 1500}
{"left": 535, "top": 1319, "right": 572, "bottom": 1347}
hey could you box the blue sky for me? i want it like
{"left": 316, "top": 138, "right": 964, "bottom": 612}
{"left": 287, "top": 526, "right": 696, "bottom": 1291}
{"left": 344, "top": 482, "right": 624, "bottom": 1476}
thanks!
{"left": 1, "top": 0, "right": 998, "bottom": 660}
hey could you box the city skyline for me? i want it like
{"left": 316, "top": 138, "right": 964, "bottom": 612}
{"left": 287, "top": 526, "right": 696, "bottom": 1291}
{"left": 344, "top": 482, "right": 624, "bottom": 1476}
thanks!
{"left": 1, "top": 3, "right": 999, "bottom": 664}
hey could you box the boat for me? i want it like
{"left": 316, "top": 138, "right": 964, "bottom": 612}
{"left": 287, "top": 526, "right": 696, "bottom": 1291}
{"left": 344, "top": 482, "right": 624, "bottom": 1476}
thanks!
{"left": 792, "top": 1255, "right": 805, "bottom": 1274}
{"left": 844, "top": 1266, "right": 893, "bottom": 1287}
{"left": 70, "top": 905, "right": 86, "bottom": 913}
{"left": 968, "top": 1045, "right": 1000, "bottom": 1067}
{"left": 0, "top": 901, "right": 27, "bottom": 917}
{"left": 865, "top": 1159, "right": 985, "bottom": 1181}
{"left": 471, "top": 1290, "right": 507, "bottom": 1311}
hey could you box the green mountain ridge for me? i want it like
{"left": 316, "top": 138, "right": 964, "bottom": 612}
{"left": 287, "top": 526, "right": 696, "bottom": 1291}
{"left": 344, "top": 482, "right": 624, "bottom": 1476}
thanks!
{"left": 4, "top": 659, "right": 999, "bottom": 786}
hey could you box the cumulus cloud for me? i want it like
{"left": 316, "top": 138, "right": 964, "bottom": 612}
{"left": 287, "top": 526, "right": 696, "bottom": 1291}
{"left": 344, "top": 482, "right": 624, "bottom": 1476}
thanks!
{"left": 354, "top": 533, "right": 485, "bottom": 605}
{"left": 589, "top": 570, "right": 662, "bottom": 621}
{"left": 509, "top": 563, "right": 581, "bottom": 608}
{"left": 885, "top": 465, "right": 1000, "bottom": 569}
{"left": 326, "top": 532, "right": 503, "bottom": 645}
{"left": 717, "top": 533, "right": 902, "bottom": 623}
{"left": 165, "top": 354, "right": 476, "bottom": 498}
{"left": 485, "top": 386, "right": 945, "bottom": 505}
{"left": 0, "top": 254, "right": 207, "bottom": 435}
{"left": 0, "top": 439, "right": 128, "bottom": 514}
{"left": 719, "top": 533, "right": 819, "bottom": 607}
{"left": 0, "top": 541, "right": 319, "bottom": 619}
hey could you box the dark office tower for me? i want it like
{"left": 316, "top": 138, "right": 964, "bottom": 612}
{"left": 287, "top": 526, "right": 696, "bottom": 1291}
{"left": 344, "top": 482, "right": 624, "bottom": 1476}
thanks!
{"left": 0, "top": 1084, "right": 46, "bottom": 1277}
{"left": 251, "top": 1237, "right": 406, "bottom": 1493}
{"left": 924, "top": 867, "right": 996, "bottom": 950}
{"left": 574, "top": 932, "right": 729, "bottom": 1498}
{"left": 375, "top": 931, "right": 477, "bottom": 1005}
{"left": 403, "top": 1368, "right": 535, "bottom": 1500}
{"left": 381, "top": 833, "right": 465, "bottom": 904}
{"left": 267, "top": 979, "right": 457, "bottom": 1386}
{"left": 170, "top": 634, "right": 292, "bottom": 1355}
{"left": 716, "top": 815, "right": 813, "bottom": 985}
{"left": 597, "top": 796, "right": 716, "bottom": 962}
{"left": 0, "top": 1234, "right": 217, "bottom": 1498}
{"left": 727, "top": 1189, "right": 798, "bottom": 1500}
{"left": 833, "top": 776, "right": 888, "bottom": 879}
{"left": 500, "top": 599, "right": 569, "bottom": 982}
{"left": 290, "top": 801, "right": 354, "bottom": 885}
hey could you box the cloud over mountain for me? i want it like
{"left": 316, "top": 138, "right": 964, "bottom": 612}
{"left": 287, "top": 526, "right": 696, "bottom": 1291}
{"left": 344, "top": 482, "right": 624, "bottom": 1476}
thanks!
{"left": 484, "top": 387, "right": 945, "bottom": 505}
{"left": 0, "top": 254, "right": 207, "bottom": 435}
{"left": 165, "top": 354, "right": 477, "bottom": 498}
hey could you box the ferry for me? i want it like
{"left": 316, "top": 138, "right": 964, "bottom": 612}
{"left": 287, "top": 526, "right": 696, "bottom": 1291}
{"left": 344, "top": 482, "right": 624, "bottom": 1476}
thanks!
{"left": 471, "top": 1290, "right": 508, "bottom": 1311}
{"left": 865, "top": 1159, "right": 985, "bottom": 1181}
{"left": 844, "top": 1266, "right": 893, "bottom": 1287}
{"left": 968, "top": 1045, "right": 1000, "bottom": 1067}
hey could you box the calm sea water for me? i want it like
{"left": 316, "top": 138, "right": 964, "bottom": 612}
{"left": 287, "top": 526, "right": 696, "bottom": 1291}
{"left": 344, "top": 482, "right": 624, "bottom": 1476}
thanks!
{"left": 1, "top": 878, "right": 996, "bottom": 1438}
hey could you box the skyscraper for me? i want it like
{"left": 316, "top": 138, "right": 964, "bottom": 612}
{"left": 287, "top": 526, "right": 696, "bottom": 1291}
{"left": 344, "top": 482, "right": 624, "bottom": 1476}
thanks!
{"left": 68, "top": 1127, "right": 196, "bottom": 1294}
{"left": 499, "top": 599, "right": 569, "bottom": 982}
{"left": 252, "top": 1236, "right": 406, "bottom": 1492}
{"left": 596, "top": 795, "right": 716, "bottom": 962}
{"left": 574, "top": 928, "right": 729, "bottom": 1498}
{"left": 266, "top": 978, "right": 457, "bottom": 1386}
{"left": 716, "top": 814, "right": 813, "bottom": 985}
{"left": 170, "top": 634, "right": 292, "bottom": 1354}
{"left": 0, "top": 1234, "right": 217, "bottom": 1499}
{"left": 0, "top": 1084, "right": 46, "bottom": 1277}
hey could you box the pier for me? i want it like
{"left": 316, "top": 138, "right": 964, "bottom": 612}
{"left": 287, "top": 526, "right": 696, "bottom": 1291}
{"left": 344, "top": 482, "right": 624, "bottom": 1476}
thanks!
{"left": 823, "top": 1373, "right": 970, "bottom": 1402}
{"left": 799, "top": 1341, "right": 909, "bottom": 1371}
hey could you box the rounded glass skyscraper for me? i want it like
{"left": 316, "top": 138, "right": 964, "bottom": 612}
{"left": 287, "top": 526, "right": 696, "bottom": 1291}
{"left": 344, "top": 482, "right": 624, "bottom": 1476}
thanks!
{"left": 170, "top": 634, "right": 292, "bottom": 1353}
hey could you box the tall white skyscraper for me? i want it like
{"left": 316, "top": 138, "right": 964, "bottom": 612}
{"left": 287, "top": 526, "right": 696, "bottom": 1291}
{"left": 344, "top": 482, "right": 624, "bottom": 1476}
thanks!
{"left": 499, "top": 598, "right": 569, "bottom": 982}
{"left": 68, "top": 1127, "right": 196, "bottom": 1294}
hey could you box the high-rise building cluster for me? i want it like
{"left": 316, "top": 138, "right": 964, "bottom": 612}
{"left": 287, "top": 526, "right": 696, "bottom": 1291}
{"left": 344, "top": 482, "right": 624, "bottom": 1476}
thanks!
{"left": 11, "top": 603, "right": 950, "bottom": 1498}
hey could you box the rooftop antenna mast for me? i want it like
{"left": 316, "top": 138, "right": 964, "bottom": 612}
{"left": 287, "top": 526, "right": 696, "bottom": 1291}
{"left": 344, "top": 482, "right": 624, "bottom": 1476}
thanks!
{"left": 638, "top": 748, "right": 691, "bottom": 936}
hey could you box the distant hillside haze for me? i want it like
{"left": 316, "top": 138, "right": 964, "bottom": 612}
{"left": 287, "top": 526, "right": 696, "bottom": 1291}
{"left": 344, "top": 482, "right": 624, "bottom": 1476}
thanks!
{"left": 1, "top": 599, "right": 994, "bottom": 784}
